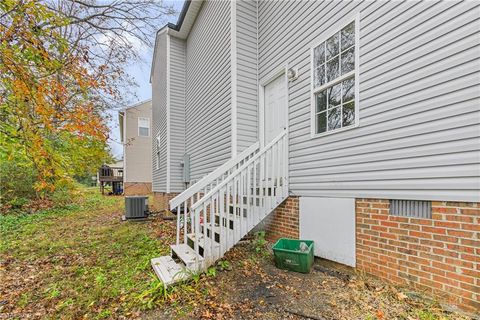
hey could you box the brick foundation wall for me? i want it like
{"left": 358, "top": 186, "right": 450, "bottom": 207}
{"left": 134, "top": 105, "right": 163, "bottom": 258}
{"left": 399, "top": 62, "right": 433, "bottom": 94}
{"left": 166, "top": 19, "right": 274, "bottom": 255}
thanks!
{"left": 263, "top": 196, "right": 299, "bottom": 242}
{"left": 152, "top": 192, "right": 179, "bottom": 212}
{"left": 356, "top": 198, "right": 480, "bottom": 313}
{"left": 124, "top": 182, "right": 152, "bottom": 196}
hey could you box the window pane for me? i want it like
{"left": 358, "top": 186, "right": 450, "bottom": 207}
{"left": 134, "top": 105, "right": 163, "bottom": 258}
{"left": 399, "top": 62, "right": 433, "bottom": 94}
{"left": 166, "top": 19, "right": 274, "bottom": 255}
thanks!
{"left": 326, "top": 33, "right": 339, "bottom": 60}
{"left": 313, "top": 64, "right": 325, "bottom": 88}
{"left": 314, "top": 43, "right": 325, "bottom": 67}
{"left": 316, "top": 91, "right": 327, "bottom": 112}
{"left": 139, "top": 127, "right": 149, "bottom": 136}
{"left": 327, "top": 106, "right": 341, "bottom": 130}
{"left": 342, "top": 77, "right": 355, "bottom": 102}
{"left": 326, "top": 56, "right": 339, "bottom": 83}
{"left": 328, "top": 83, "right": 341, "bottom": 108}
{"left": 341, "top": 22, "right": 355, "bottom": 51}
{"left": 138, "top": 117, "right": 150, "bottom": 128}
{"left": 341, "top": 47, "right": 355, "bottom": 75}
{"left": 342, "top": 101, "right": 355, "bottom": 127}
{"left": 316, "top": 112, "right": 327, "bottom": 133}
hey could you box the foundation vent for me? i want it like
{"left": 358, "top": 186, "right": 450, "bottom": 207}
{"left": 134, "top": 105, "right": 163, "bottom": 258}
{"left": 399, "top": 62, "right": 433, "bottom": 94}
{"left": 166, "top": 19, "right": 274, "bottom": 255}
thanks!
{"left": 389, "top": 200, "right": 432, "bottom": 219}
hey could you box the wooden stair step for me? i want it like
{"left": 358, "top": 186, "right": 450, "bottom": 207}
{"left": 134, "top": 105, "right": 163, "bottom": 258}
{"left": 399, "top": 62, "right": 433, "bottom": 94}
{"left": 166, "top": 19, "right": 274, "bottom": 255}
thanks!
{"left": 170, "top": 243, "right": 204, "bottom": 270}
{"left": 187, "top": 233, "right": 220, "bottom": 249}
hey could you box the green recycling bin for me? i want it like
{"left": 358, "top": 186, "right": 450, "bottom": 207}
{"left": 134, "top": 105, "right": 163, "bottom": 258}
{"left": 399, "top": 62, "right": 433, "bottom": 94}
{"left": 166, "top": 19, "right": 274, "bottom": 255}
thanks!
{"left": 272, "top": 238, "right": 314, "bottom": 273}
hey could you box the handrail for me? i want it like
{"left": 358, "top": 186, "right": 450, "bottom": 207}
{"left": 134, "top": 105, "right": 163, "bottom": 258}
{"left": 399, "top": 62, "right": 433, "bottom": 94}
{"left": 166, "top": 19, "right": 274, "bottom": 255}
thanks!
{"left": 169, "top": 141, "right": 260, "bottom": 208}
{"left": 191, "top": 130, "right": 287, "bottom": 211}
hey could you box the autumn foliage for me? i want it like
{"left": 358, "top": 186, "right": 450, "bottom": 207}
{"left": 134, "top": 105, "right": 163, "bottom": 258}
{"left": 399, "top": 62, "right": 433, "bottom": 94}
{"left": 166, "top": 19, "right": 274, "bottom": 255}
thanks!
{"left": 0, "top": 0, "right": 112, "bottom": 200}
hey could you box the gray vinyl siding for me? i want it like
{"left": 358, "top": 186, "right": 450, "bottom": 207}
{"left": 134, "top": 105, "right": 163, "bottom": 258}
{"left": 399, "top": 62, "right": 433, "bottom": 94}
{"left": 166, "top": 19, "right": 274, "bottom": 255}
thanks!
{"left": 151, "top": 32, "right": 167, "bottom": 192}
{"left": 170, "top": 36, "right": 187, "bottom": 192}
{"left": 185, "top": 0, "right": 232, "bottom": 181}
{"left": 236, "top": 0, "right": 258, "bottom": 152}
{"left": 258, "top": 1, "right": 480, "bottom": 202}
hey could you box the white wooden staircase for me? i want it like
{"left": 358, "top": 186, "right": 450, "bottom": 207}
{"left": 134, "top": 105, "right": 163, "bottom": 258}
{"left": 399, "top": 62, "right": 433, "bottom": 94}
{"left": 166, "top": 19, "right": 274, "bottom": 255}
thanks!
{"left": 151, "top": 130, "right": 288, "bottom": 286}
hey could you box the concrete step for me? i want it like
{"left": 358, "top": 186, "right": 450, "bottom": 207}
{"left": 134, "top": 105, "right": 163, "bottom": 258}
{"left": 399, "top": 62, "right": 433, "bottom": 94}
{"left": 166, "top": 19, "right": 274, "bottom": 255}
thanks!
{"left": 151, "top": 256, "right": 189, "bottom": 287}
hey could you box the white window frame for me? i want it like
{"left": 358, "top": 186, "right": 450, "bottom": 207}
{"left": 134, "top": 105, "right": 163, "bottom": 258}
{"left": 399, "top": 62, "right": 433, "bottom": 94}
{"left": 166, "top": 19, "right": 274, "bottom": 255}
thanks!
{"left": 310, "top": 14, "right": 360, "bottom": 139}
{"left": 138, "top": 117, "right": 150, "bottom": 137}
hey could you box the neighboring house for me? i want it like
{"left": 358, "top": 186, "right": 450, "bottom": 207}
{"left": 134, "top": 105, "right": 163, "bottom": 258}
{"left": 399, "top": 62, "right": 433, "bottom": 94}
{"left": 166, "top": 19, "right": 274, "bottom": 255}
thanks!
{"left": 97, "top": 160, "right": 123, "bottom": 195}
{"left": 149, "top": 0, "right": 480, "bottom": 313}
{"left": 119, "top": 100, "right": 153, "bottom": 195}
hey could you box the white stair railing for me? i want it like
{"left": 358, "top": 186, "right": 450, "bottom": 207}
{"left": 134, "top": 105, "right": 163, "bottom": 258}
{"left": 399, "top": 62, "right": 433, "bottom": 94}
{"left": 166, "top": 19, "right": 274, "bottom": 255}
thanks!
{"left": 188, "top": 130, "right": 288, "bottom": 269}
{"left": 170, "top": 141, "right": 260, "bottom": 245}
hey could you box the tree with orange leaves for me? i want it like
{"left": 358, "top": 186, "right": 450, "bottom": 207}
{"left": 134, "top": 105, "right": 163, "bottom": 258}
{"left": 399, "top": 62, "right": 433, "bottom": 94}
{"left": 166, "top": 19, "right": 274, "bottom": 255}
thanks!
{"left": 1, "top": 0, "right": 174, "bottom": 203}
{"left": 0, "top": 0, "right": 111, "bottom": 198}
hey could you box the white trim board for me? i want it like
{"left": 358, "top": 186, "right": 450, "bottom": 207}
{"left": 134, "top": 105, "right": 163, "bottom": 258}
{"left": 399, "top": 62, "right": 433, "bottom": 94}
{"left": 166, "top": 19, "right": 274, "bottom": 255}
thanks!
{"left": 230, "top": 0, "right": 238, "bottom": 157}
{"left": 166, "top": 33, "right": 171, "bottom": 193}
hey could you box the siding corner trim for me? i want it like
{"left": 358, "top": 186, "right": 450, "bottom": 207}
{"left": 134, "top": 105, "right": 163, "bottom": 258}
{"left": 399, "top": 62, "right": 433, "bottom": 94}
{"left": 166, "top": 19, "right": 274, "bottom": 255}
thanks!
{"left": 230, "top": 0, "right": 237, "bottom": 157}
{"left": 166, "top": 33, "right": 171, "bottom": 193}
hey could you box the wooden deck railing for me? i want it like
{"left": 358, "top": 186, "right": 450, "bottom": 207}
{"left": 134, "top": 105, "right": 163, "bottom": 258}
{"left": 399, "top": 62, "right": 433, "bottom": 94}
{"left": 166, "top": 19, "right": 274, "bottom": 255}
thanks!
{"left": 98, "top": 166, "right": 123, "bottom": 182}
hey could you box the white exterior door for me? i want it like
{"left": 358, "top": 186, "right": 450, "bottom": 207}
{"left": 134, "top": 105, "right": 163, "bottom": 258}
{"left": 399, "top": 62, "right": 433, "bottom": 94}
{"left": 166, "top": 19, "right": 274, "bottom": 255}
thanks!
{"left": 264, "top": 74, "right": 287, "bottom": 145}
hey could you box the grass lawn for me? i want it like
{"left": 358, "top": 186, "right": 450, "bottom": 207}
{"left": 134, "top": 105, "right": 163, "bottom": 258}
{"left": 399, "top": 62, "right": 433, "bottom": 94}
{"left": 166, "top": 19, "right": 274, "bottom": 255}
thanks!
{"left": 0, "top": 188, "right": 174, "bottom": 319}
{"left": 1, "top": 188, "right": 475, "bottom": 319}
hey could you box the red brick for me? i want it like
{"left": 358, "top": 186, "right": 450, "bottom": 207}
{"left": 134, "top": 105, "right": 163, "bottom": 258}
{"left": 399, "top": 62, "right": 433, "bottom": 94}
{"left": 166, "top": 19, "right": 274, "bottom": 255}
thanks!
{"left": 433, "top": 275, "right": 459, "bottom": 287}
{"left": 409, "top": 231, "right": 432, "bottom": 239}
{"left": 445, "top": 272, "right": 475, "bottom": 285}
{"left": 460, "top": 268, "right": 480, "bottom": 279}
{"left": 433, "top": 248, "right": 459, "bottom": 258}
{"left": 433, "top": 234, "right": 458, "bottom": 243}
{"left": 460, "top": 208, "right": 480, "bottom": 216}
{"left": 422, "top": 226, "right": 447, "bottom": 235}
{"left": 419, "top": 252, "right": 444, "bottom": 262}
{"left": 445, "top": 215, "right": 474, "bottom": 223}
{"left": 447, "top": 229, "right": 474, "bottom": 238}
{"left": 410, "top": 218, "right": 433, "bottom": 226}
{"left": 389, "top": 227, "right": 409, "bottom": 235}
{"left": 461, "top": 223, "right": 480, "bottom": 231}
{"left": 371, "top": 225, "right": 388, "bottom": 232}
{"left": 419, "top": 277, "right": 443, "bottom": 289}
{"left": 434, "top": 221, "right": 461, "bottom": 229}
{"left": 408, "top": 255, "right": 430, "bottom": 266}
{"left": 462, "top": 298, "right": 480, "bottom": 312}
{"left": 434, "top": 207, "right": 459, "bottom": 214}
{"left": 371, "top": 214, "right": 389, "bottom": 220}
{"left": 380, "top": 221, "right": 399, "bottom": 228}
{"left": 432, "top": 261, "right": 456, "bottom": 272}
{"left": 389, "top": 216, "right": 409, "bottom": 223}
{"left": 445, "top": 258, "right": 474, "bottom": 269}
{"left": 410, "top": 268, "right": 432, "bottom": 279}
{"left": 459, "top": 282, "right": 480, "bottom": 294}
{"left": 445, "top": 244, "right": 475, "bottom": 254}
{"left": 431, "top": 213, "right": 444, "bottom": 220}
{"left": 372, "top": 203, "right": 389, "bottom": 209}
{"left": 419, "top": 239, "right": 444, "bottom": 248}
{"left": 461, "top": 253, "right": 480, "bottom": 263}
{"left": 356, "top": 198, "right": 479, "bottom": 313}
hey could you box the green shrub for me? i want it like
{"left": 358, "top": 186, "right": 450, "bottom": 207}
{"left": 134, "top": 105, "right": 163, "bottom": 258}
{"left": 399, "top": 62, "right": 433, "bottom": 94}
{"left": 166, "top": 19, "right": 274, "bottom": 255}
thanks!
{"left": 0, "top": 158, "right": 37, "bottom": 205}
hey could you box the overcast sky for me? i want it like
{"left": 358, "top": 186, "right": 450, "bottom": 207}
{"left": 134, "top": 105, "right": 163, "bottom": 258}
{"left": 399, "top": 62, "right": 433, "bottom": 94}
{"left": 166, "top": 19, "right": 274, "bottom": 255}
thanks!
{"left": 108, "top": 1, "right": 184, "bottom": 159}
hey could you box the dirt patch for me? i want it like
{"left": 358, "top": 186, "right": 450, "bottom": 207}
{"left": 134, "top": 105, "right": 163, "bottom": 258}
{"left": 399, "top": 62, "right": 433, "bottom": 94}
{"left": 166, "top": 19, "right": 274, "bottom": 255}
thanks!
{"left": 150, "top": 241, "right": 475, "bottom": 320}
